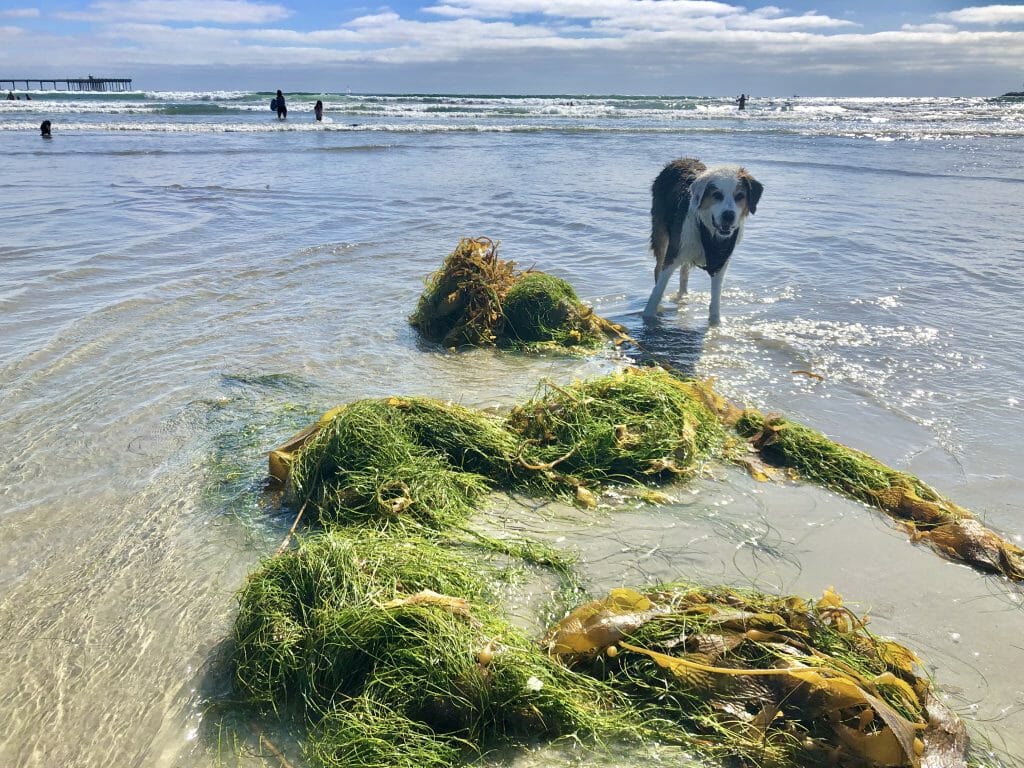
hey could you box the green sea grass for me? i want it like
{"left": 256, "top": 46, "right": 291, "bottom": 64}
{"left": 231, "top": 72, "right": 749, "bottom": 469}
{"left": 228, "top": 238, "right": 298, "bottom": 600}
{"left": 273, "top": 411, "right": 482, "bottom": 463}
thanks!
{"left": 409, "top": 237, "right": 609, "bottom": 350}
{"left": 287, "top": 369, "right": 724, "bottom": 525}
{"left": 233, "top": 529, "right": 634, "bottom": 768}
{"left": 507, "top": 368, "right": 725, "bottom": 484}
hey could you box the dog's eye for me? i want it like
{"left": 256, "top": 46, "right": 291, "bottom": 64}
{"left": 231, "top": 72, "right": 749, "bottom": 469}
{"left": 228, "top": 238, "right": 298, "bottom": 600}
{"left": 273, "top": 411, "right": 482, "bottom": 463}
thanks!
{"left": 712, "top": 191, "right": 724, "bottom": 201}
{"left": 735, "top": 192, "right": 746, "bottom": 202}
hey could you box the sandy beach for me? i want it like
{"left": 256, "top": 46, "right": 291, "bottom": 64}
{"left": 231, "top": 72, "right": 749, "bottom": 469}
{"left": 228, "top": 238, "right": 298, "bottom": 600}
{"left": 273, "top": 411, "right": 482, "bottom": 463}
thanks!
{"left": 1, "top": 92, "right": 1023, "bottom": 767}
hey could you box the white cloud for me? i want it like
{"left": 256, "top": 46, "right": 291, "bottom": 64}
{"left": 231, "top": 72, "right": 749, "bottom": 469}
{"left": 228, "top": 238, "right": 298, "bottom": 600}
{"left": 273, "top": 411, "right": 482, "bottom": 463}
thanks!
{"left": 57, "top": 0, "right": 290, "bottom": 25}
{"left": 940, "top": 5, "right": 1024, "bottom": 25}
{"left": 423, "top": 0, "right": 743, "bottom": 21}
{"left": 0, "top": 8, "right": 40, "bottom": 18}
{"left": 901, "top": 23, "right": 957, "bottom": 33}
{"left": 421, "top": 0, "right": 855, "bottom": 33}
{"left": 1, "top": 0, "right": 1020, "bottom": 93}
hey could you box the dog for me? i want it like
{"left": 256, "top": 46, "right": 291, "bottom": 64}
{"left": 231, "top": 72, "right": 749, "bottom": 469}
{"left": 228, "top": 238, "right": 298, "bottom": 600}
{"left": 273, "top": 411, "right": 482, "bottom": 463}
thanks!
{"left": 643, "top": 158, "right": 763, "bottom": 325}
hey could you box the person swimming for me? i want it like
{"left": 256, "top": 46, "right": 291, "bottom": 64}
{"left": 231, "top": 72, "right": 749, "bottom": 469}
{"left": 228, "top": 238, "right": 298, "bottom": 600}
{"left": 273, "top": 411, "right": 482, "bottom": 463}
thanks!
{"left": 40, "top": 120, "right": 52, "bottom": 138}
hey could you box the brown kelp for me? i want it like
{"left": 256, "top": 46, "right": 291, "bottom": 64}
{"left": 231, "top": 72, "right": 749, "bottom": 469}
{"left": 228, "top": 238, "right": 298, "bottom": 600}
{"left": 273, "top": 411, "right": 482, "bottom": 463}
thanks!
{"left": 736, "top": 410, "right": 1024, "bottom": 580}
{"left": 409, "top": 237, "right": 621, "bottom": 350}
{"left": 546, "top": 585, "right": 969, "bottom": 768}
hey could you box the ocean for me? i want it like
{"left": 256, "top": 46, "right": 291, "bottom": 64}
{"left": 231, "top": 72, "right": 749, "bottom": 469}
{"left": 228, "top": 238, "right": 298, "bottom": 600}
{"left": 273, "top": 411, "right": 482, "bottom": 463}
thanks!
{"left": 1, "top": 91, "right": 1023, "bottom": 767}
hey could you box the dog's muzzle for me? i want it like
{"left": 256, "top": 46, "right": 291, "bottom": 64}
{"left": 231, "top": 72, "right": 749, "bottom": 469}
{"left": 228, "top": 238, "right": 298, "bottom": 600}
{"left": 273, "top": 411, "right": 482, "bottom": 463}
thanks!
{"left": 713, "top": 211, "right": 737, "bottom": 236}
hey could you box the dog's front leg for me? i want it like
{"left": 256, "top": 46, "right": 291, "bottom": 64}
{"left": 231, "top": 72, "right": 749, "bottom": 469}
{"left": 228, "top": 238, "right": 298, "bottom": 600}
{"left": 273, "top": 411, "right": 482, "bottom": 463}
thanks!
{"left": 674, "top": 264, "right": 690, "bottom": 300}
{"left": 708, "top": 264, "right": 729, "bottom": 326}
{"left": 643, "top": 263, "right": 675, "bottom": 317}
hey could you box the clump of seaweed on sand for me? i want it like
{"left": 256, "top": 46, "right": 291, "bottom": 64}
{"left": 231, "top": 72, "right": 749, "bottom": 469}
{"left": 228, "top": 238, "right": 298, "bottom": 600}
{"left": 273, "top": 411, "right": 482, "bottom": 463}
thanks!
{"left": 545, "top": 584, "right": 969, "bottom": 768}
{"left": 281, "top": 367, "right": 724, "bottom": 521}
{"left": 233, "top": 529, "right": 637, "bottom": 768}
{"left": 409, "top": 237, "right": 625, "bottom": 350}
{"left": 232, "top": 529, "right": 972, "bottom": 767}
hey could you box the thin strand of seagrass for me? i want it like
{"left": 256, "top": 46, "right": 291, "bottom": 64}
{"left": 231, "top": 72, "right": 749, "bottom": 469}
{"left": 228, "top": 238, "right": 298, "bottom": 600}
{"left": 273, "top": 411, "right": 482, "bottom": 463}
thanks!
{"left": 249, "top": 723, "right": 297, "bottom": 768}
{"left": 275, "top": 500, "right": 308, "bottom": 555}
{"left": 516, "top": 443, "right": 576, "bottom": 471}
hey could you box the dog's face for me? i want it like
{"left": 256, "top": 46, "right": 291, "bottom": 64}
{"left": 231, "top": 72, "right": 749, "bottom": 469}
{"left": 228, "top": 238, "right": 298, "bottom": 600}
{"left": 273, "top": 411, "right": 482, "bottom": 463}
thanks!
{"left": 690, "top": 167, "right": 763, "bottom": 238}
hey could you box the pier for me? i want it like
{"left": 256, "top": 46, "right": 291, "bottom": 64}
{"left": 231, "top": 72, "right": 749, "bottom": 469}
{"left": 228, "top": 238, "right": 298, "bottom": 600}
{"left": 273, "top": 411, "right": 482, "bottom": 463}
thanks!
{"left": 1, "top": 77, "right": 133, "bottom": 93}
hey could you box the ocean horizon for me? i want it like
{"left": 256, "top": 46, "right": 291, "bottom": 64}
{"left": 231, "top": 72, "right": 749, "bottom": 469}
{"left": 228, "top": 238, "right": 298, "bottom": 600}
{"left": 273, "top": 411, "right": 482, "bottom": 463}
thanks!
{"left": 2, "top": 89, "right": 1023, "bottom": 767}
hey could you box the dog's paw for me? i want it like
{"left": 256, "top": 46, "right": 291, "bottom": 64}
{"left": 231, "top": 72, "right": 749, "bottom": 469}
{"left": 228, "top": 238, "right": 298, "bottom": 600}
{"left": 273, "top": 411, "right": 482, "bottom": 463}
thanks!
{"left": 708, "top": 313, "right": 722, "bottom": 327}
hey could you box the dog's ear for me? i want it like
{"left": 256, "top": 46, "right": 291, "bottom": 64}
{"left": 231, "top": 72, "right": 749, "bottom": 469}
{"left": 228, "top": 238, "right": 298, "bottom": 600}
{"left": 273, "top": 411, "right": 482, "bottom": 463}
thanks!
{"left": 688, "top": 176, "right": 710, "bottom": 216}
{"left": 739, "top": 170, "right": 763, "bottom": 214}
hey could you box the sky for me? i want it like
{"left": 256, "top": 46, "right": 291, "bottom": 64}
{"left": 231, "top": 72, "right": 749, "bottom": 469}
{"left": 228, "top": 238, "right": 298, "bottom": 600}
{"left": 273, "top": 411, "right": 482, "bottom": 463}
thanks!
{"left": 1, "top": 1, "right": 1022, "bottom": 95}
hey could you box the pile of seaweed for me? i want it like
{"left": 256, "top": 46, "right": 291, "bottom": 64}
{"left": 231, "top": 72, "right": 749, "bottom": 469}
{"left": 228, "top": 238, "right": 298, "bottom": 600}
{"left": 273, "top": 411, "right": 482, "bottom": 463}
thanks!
{"left": 284, "top": 367, "right": 725, "bottom": 524}
{"left": 233, "top": 529, "right": 633, "bottom": 768}
{"left": 409, "top": 237, "right": 623, "bottom": 349}
{"left": 270, "top": 364, "right": 1024, "bottom": 583}
{"left": 546, "top": 585, "right": 967, "bottom": 767}
{"left": 230, "top": 366, "right": 989, "bottom": 768}
{"left": 232, "top": 534, "right": 969, "bottom": 768}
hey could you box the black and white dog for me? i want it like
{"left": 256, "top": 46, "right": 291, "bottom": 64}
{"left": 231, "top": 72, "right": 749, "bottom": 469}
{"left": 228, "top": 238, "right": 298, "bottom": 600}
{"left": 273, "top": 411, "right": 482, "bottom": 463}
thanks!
{"left": 643, "top": 158, "right": 763, "bottom": 325}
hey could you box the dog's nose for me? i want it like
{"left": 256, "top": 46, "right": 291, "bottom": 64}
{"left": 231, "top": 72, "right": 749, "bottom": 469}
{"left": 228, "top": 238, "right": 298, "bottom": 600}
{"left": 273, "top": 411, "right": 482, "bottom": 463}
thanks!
{"left": 720, "top": 209, "right": 736, "bottom": 225}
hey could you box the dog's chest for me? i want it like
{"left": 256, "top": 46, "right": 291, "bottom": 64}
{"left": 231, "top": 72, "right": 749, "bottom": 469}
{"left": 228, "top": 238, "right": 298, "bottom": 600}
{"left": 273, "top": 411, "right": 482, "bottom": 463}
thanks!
{"left": 675, "top": 220, "right": 739, "bottom": 276}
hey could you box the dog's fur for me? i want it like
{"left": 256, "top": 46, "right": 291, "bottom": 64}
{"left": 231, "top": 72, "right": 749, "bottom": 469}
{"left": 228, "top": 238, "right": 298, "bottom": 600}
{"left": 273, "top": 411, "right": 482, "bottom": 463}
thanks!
{"left": 643, "top": 158, "right": 763, "bottom": 324}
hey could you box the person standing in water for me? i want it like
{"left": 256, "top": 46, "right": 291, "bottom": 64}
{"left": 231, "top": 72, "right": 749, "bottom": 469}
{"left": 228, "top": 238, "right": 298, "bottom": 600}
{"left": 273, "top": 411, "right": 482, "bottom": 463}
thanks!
{"left": 275, "top": 90, "right": 287, "bottom": 120}
{"left": 737, "top": 93, "right": 747, "bottom": 110}
{"left": 314, "top": 100, "right": 323, "bottom": 122}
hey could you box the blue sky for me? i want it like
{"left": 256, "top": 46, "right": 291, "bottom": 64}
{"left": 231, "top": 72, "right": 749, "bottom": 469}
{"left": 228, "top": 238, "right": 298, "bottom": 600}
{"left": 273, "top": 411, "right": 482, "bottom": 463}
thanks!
{"left": 1, "top": 1, "right": 1022, "bottom": 94}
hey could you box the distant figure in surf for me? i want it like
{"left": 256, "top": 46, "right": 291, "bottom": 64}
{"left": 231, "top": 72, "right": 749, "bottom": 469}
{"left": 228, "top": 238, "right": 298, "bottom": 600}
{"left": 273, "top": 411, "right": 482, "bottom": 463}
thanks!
{"left": 40, "top": 120, "right": 51, "bottom": 138}
{"left": 737, "top": 94, "right": 747, "bottom": 111}
{"left": 275, "top": 90, "right": 287, "bottom": 120}
{"left": 314, "top": 100, "right": 323, "bottom": 122}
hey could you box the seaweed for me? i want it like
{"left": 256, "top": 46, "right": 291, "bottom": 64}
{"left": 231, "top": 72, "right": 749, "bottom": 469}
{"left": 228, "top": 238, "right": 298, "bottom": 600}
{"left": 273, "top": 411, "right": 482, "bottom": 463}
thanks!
{"left": 547, "top": 584, "right": 968, "bottom": 768}
{"left": 234, "top": 369, "right": 992, "bottom": 768}
{"left": 736, "top": 410, "right": 1024, "bottom": 579}
{"left": 288, "top": 399, "right": 492, "bottom": 529}
{"left": 506, "top": 368, "right": 725, "bottom": 485}
{"left": 234, "top": 531, "right": 972, "bottom": 768}
{"left": 409, "top": 237, "right": 617, "bottom": 350}
{"left": 502, "top": 272, "right": 605, "bottom": 348}
{"left": 409, "top": 237, "right": 516, "bottom": 348}
{"left": 283, "top": 369, "right": 724, "bottom": 521}
{"left": 233, "top": 529, "right": 634, "bottom": 767}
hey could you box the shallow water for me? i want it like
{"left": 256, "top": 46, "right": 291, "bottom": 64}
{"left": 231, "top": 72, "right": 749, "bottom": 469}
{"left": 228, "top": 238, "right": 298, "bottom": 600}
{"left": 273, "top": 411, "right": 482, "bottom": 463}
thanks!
{"left": 1, "top": 93, "right": 1023, "bottom": 767}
